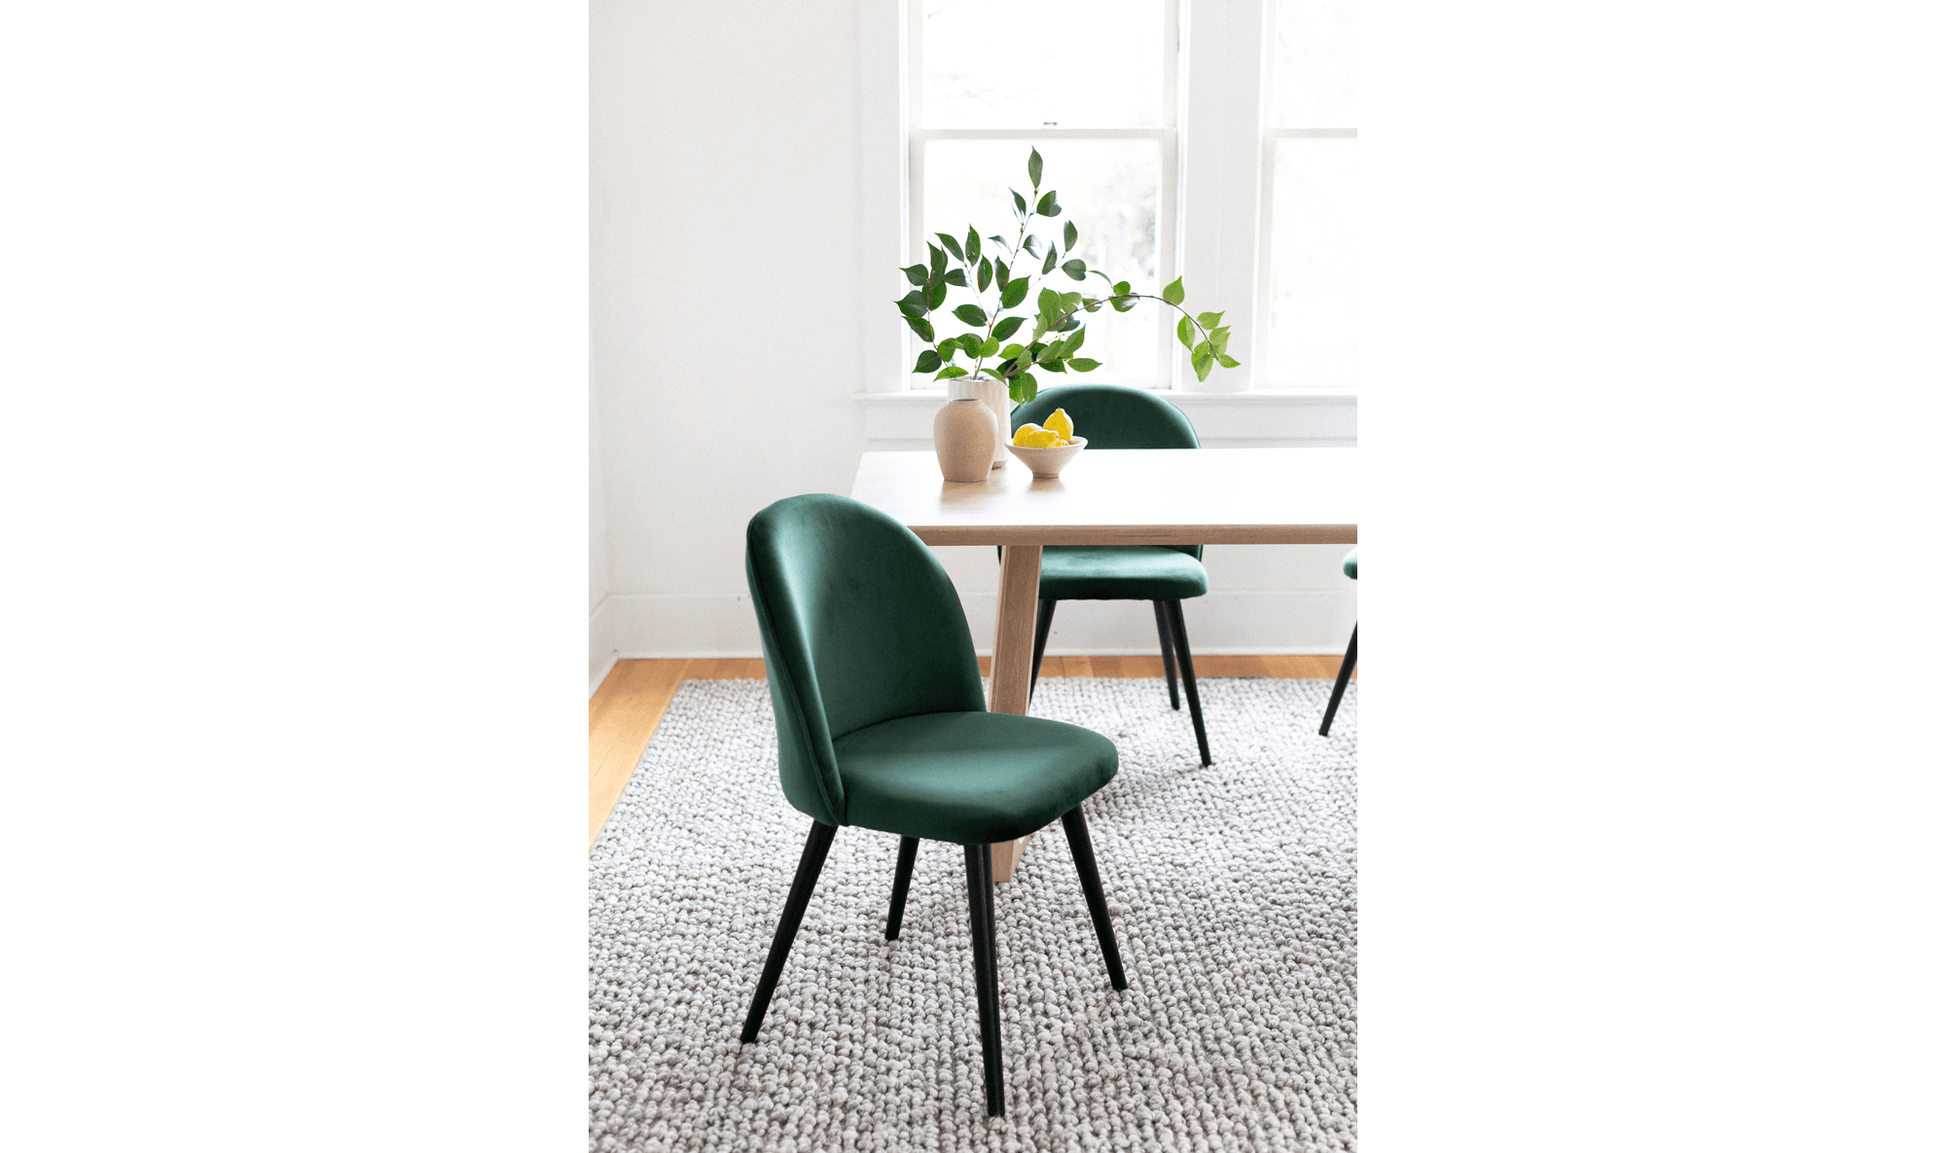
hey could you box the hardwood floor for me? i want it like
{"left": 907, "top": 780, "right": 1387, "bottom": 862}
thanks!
{"left": 588, "top": 654, "right": 1355, "bottom": 848}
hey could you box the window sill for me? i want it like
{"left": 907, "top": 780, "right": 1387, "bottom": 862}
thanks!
{"left": 852, "top": 388, "right": 1357, "bottom": 446}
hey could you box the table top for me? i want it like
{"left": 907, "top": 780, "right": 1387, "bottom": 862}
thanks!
{"left": 849, "top": 447, "right": 1357, "bottom": 547}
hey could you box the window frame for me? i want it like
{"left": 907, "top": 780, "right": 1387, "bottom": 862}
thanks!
{"left": 905, "top": 0, "right": 1182, "bottom": 391}
{"left": 864, "top": 0, "right": 1355, "bottom": 399}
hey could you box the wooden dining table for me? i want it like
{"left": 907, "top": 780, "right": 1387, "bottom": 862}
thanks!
{"left": 849, "top": 444, "right": 1358, "bottom": 881}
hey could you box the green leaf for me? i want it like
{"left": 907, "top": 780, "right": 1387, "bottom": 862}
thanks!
{"left": 1041, "top": 247, "right": 1057, "bottom": 274}
{"left": 1027, "top": 148, "right": 1043, "bottom": 187}
{"left": 896, "top": 290, "right": 926, "bottom": 319}
{"left": 1083, "top": 300, "right": 1101, "bottom": 312}
{"left": 906, "top": 316, "right": 934, "bottom": 341}
{"left": 1000, "top": 342, "right": 1024, "bottom": 360}
{"left": 987, "top": 234, "right": 1009, "bottom": 254}
{"left": 1057, "top": 314, "right": 1081, "bottom": 331}
{"left": 953, "top": 303, "right": 988, "bottom": 326}
{"left": 924, "top": 280, "right": 948, "bottom": 310}
{"left": 1042, "top": 358, "right": 1067, "bottom": 373}
{"left": 1037, "top": 287, "right": 1062, "bottom": 322}
{"left": 1036, "top": 190, "right": 1060, "bottom": 216}
{"left": 936, "top": 366, "right": 971, "bottom": 380}
{"left": 944, "top": 268, "right": 968, "bottom": 288}
{"left": 980, "top": 336, "right": 1000, "bottom": 357}
{"left": 936, "top": 232, "right": 963, "bottom": 261}
{"left": 1022, "top": 234, "right": 1041, "bottom": 257}
{"left": 1063, "top": 221, "right": 1078, "bottom": 251}
{"left": 1011, "top": 189, "right": 1027, "bottom": 216}
{"left": 1210, "top": 325, "right": 1230, "bottom": 354}
{"left": 901, "top": 264, "right": 928, "bottom": 286}
{"left": 1197, "top": 311, "right": 1224, "bottom": 329}
{"left": 1192, "top": 352, "right": 1214, "bottom": 382}
{"left": 1064, "top": 325, "right": 1085, "bottom": 353}
{"left": 1091, "top": 269, "right": 1115, "bottom": 287}
{"left": 1061, "top": 259, "right": 1086, "bottom": 280}
{"left": 965, "top": 227, "right": 980, "bottom": 264}
{"left": 1011, "top": 372, "right": 1038, "bottom": 405}
{"left": 999, "top": 280, "right": 1029, "bottom": 309}
{"left": 1111, "top": 296, "right": 1136, "bottom": 312}
{"left": 1192, "top": 340, "right": 1210, "bottom": 360}
{"left": 1177, "top": 316, "right": 1194, "bottom": 349}
{"left": 1216, "top": 354, "right": 1241, "bottom": 368}
{"left": 1162, "top": 276, "right": 1185, "bottom": 306}
{"left": 1068, "top": 358, "right": 1101, "bottom": 372}
{"left": 977, "top": 257, "right": 992, "bottom": 293}
{"left": 997, "top": 358, "right": 1018, "bottom": 377}
{"left": 913, "top": 349, "right": 942, "bottom": 374}
{"left": 929, "top": 244, "right": 946, "bottom": 277}
{"left": 993, "top": 315, "right": 1026, "bottom": 340}
{"left": 994, "top": 259, "right": 1010, "bottom": 289}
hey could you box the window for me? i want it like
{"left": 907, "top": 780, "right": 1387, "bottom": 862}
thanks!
{"left": 899, "top": 0, "right": 1355, "bottom": 394}
{"left": 911, "top": 0, "right": 1177, "bottom": 389}
{"left": 1263, "top": 0, "right": 1357, "bottom": 387}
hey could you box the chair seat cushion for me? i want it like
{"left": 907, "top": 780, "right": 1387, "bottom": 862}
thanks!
{"left": 1037, "top": 545, "right": 1209, "bottom": 602}
{"left": 834, "top": 711, "right": 1118, "bottom": 845}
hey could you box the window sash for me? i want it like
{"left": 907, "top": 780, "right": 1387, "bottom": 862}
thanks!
{"left": 905, "top": 0, "right": 1182, "bottom": 390}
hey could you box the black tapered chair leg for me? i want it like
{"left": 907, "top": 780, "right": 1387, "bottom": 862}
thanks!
{"left": 1153, "top": 600, "right": 1181, "bottom": 710}
{"left": 1162, "top": 599, "right": 1211, "bottom": 765}
{"left": 1319, "top": 624, "right": 1357, "bottom": 737}
{"left": 963, "top": 843, "right": 1005, "bottom": 1116}
{"left": 1059, "top": 806, "right": 1127, "bottom": 990}
{"left": 885, "top": 836, "right": 919, "bottom": 940}
{"left": 740, "top": 821, "right": 837, "bottom": 1043}
{"left": 1029, "top": 598, "right": 1057, "bottom": 701}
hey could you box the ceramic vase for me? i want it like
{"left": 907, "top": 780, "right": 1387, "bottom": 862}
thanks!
{"left": 933, "top": 397, "right": 999, "bottom": 482}
{"left": 947, "top": 375, "right": 1010, "bottom": 468}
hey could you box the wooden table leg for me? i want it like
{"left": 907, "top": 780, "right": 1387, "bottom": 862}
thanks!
{"left": 988, "top": 543, "right": 1042, "bottom": 882}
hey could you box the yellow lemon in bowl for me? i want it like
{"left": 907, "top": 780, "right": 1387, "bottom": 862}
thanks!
{"left": 1012, "top": 423, "right": 1062, "bottom": 448}
{"left": 1044, "top": 408, "right": 1074, "bottom": 443}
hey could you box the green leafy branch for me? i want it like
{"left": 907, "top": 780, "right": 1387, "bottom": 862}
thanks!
{"left": 894, "top": 149, "right": 1239, "bottom": 405}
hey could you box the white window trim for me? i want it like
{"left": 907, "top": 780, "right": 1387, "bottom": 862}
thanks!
{"left": 854, "top": 0, "right": 1354, "bottom": 407}
{"left": 852, "top": 386, "right": 1355, "bottom": 446}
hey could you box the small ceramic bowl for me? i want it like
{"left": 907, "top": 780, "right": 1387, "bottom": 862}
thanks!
{"left": 1005, "top": 435, "right": 1087, "bottom": 479}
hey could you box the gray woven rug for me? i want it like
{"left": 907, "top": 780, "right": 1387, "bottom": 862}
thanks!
{"left": 590, "top": 676, "right": 1357, "bottom": 1152}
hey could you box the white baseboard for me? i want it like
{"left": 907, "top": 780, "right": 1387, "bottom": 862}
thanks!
{"left": 589, "top": 597, "right": 619, "bottom": 697}
{"left": 597, "top": 588, "right": 1357, "bottom": 660}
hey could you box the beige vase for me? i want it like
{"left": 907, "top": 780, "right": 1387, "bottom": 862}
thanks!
{"left": 933, "top": 397, "right": 999, "bottom": 482}
{"left": 947, "top": 375, "right": 1011, "bottom": 468}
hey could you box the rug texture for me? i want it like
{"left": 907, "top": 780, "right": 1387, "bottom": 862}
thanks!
{"left": 589, "top": 676, "right": 1357, "bottom": 1152}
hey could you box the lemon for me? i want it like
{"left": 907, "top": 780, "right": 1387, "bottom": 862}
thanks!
{"left": 1044, "top": 408, "right": 1074, "bottom": 442}
{"left": 1012, "top": 423, "right": 1061, "bottom": 448}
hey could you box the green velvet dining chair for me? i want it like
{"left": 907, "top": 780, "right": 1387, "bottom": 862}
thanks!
{"left": 1009, "top": 384, "right": 1213, "bottom": 765}
{"left": 741, "top": 493, "right": 1129, "bottom": 1118}
{"left": 1319, "top": 547, "right": 1357, "bottom": 736}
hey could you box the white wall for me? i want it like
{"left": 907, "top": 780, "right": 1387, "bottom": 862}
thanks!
{"left": 590, "top": 0, "right": 1356, "bottom": 684}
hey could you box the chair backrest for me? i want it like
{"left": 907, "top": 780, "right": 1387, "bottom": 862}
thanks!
{"left": 1011, "top": 384, "right": 1202, "bottom": 559}
{"left": 744, "top": 493, "right": 987, "bottom": 826}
